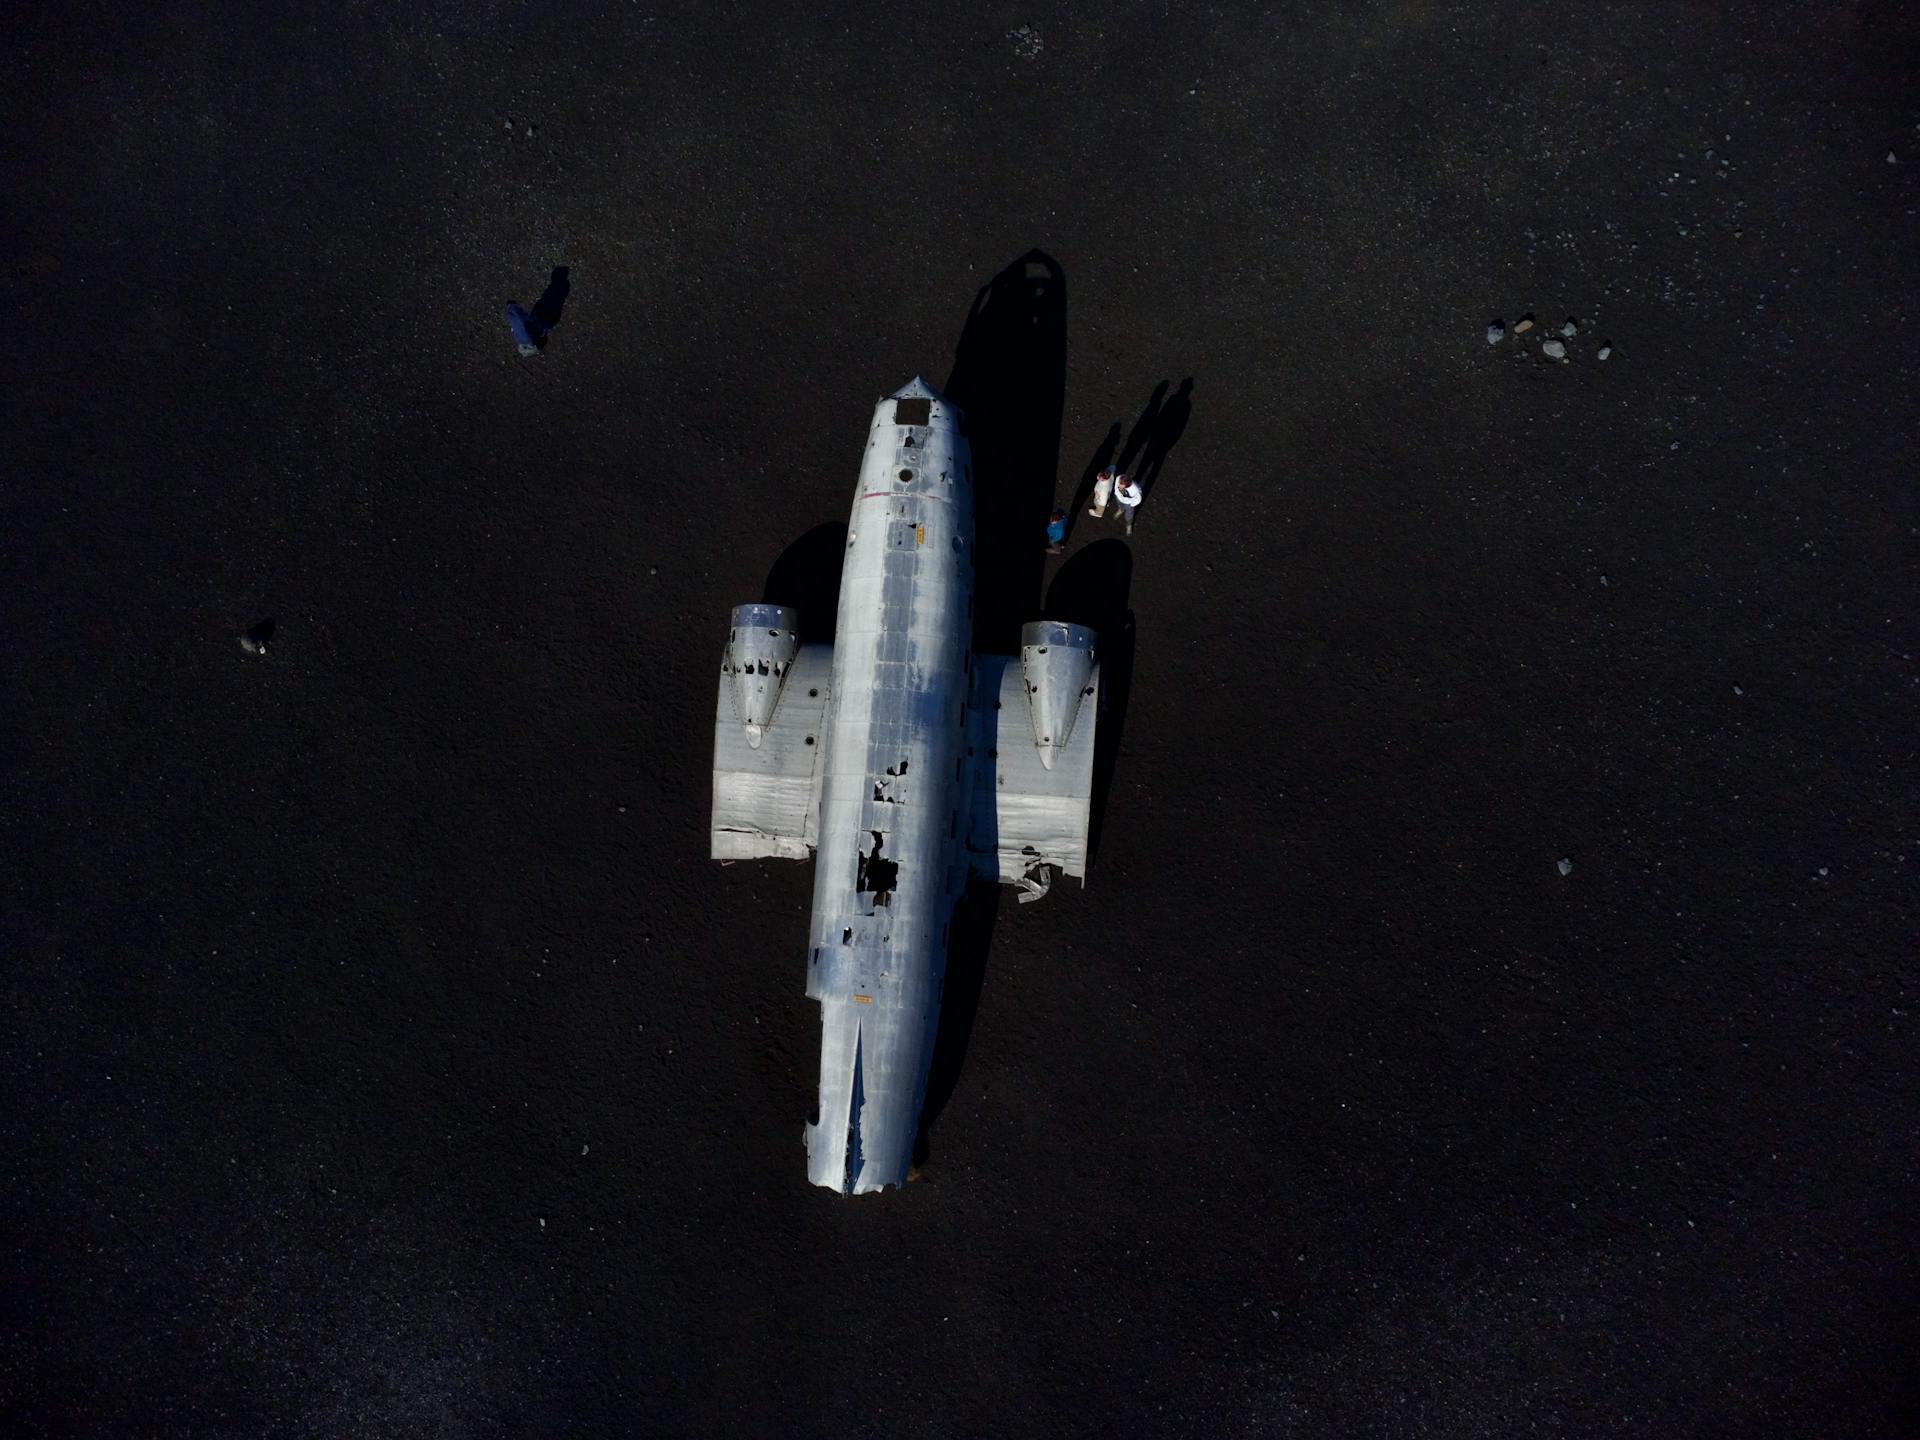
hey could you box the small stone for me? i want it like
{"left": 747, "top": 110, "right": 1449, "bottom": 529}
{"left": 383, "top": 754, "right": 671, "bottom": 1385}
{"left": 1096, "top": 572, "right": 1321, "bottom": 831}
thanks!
{"left": 1733, "top": 684, "right": 1744, "bottom": 696}
{"left": 1007, "top": 24, "right": 1043, "bottom": 58}
{"left": 1818, "top": 867, "right": 1829, "bottom": 877}
{"left": 504, "top": 118, "right": 513, "bottom": 130}
{"left": 1487, "top": 319, "right": 1506, "bottom": 345}
{"left": 1560, "top": 318, "right": 1578, "bottom": 337}
{"left": 1600, "top": 574, "right": 1610, "bottom": 586}
{"left": 1888, "top": 151, "right": 1899, "bottom": 165}
{"left": 1557, "top": 858, "right": 1573, "bottom": 877}
{"left": 1597, "top": 344, "right": 1612, "bottom": 361}
{"left": 1542, "top": 338, "right": 1567, "bottom": 360}
{"left": 1514, "top": 314, "right": 1535, "bottom": 334}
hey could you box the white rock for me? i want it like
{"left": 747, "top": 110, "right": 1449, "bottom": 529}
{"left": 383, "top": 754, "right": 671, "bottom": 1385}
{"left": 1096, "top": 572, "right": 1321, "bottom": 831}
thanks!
{"left": 1542, "top": 339, "right": 1567, "bottom": 360}
{"left": 1487, "top": 320, "right": 1506, "bottom": 345}
{"left": 1560, "top": 319, "right": 1578, "bottom": 337}
{"left": 1557, "top": 857, "right": 1573, "bottom": 877}
{"left": 1598, "top": 344, "right": 1612, "bottom": 361}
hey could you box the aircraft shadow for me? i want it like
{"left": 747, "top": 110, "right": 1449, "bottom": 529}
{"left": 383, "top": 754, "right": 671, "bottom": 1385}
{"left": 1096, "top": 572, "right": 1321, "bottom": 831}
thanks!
{"left": 761, "top": 521, "right": 847, "bottom": 644}
{"left": 944, "top": 249, "right": 1067, "bottom": 654}
{"left": 919, "top": 251, "right": 1069, "bottom": 1169}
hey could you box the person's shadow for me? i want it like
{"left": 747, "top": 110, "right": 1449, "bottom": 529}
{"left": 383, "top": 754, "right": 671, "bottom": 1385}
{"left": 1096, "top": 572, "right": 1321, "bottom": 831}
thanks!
{"left": 1134, "top": 377, "right": 1192, "bottom": 500}
{"left": 529, "top": 266, "right": 571, "bottom": 335}
{"left": 1116, "top": 380, "right": 1168, "bottom": 477}
{"left": 1064, "top": 423, "right": 1122, "bottom": 541}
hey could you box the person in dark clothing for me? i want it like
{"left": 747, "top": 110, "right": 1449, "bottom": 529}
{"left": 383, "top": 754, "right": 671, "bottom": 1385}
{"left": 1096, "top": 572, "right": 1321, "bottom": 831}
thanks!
{"left": 505, "top": 266, "right": 571, "bottom": 357}
{"left": 505, "top": 303, "right": 545, "bottom": 356}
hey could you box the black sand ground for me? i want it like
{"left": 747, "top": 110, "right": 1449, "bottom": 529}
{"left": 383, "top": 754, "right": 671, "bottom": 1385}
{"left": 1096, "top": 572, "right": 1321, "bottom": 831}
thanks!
{"left": 3, "top": 3, "right": 1916, "bottom": 1435}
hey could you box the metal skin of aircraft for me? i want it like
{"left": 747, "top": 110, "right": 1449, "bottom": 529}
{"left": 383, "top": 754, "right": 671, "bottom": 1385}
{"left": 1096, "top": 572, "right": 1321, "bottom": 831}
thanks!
{"left": 711, "top": 377, "right": 1101, "bottom": 1195}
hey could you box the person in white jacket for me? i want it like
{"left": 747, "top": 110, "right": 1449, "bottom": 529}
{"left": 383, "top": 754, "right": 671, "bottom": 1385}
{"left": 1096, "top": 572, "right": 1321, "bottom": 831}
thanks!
{"left": 1113, "top": 475, "right": 1144, "bottom": 535}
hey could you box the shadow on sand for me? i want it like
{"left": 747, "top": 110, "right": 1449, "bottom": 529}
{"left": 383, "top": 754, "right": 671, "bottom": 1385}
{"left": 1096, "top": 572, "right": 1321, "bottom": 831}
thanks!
{"left": 943, "top": 249, "right": 1067, "bottom": 654}
{"left": 919, "top": 252, "right": 1080, "bottom": 1168}
{"left": 529, "top": 265, "right": 571, "bottom": 335}
{"left": 760, "top": 521, "right": 847, "bottom": 644}
{"left": 916, "top": 540, "right": 1136, "bottom": 1167}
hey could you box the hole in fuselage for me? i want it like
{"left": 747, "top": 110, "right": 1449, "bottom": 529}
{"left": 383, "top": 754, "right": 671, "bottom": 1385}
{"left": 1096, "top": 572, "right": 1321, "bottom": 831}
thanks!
{"left": 856, "top": 830, "right": 898, "bottom": 904}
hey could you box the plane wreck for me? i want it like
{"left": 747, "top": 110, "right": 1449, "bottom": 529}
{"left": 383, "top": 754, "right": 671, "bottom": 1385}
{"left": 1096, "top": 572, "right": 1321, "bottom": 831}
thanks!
{"left": 711, "top": 377, "right": 1100, "bottom": 1195}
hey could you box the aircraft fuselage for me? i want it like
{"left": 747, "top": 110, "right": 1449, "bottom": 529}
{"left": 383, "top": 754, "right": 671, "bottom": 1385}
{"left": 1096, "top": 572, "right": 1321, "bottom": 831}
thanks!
{"left": 802, "top": 380, "right": 974, "bottom": 1193}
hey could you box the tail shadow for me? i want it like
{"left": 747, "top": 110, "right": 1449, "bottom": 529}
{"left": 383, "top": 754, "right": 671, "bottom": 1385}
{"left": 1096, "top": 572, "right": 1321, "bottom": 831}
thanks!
{"left": 944, "top": 249, "right": 1067, "bottom": 654}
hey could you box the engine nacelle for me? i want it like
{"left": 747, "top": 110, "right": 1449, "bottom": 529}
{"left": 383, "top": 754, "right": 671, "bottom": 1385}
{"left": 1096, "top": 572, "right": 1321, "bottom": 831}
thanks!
{"left": 724, "top": 604, "right": 801, "bottom": 748}
{"left": 1018, "top": 620, "right": 1098, "bottom": 770}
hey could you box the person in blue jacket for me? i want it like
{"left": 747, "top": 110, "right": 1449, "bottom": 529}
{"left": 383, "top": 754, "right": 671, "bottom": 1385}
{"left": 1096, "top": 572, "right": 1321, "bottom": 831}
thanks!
{"left": 505, "top": 302, "right": 545, "bottom": 356}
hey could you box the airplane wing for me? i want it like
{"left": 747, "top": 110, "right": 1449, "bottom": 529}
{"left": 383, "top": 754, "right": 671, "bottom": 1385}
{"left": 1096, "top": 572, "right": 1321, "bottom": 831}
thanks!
{"left": 966, "top": 645, "right": 1099, "bottom": 897}
{"left": 710, "top": 640, "right": 834, "bottom": 861}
